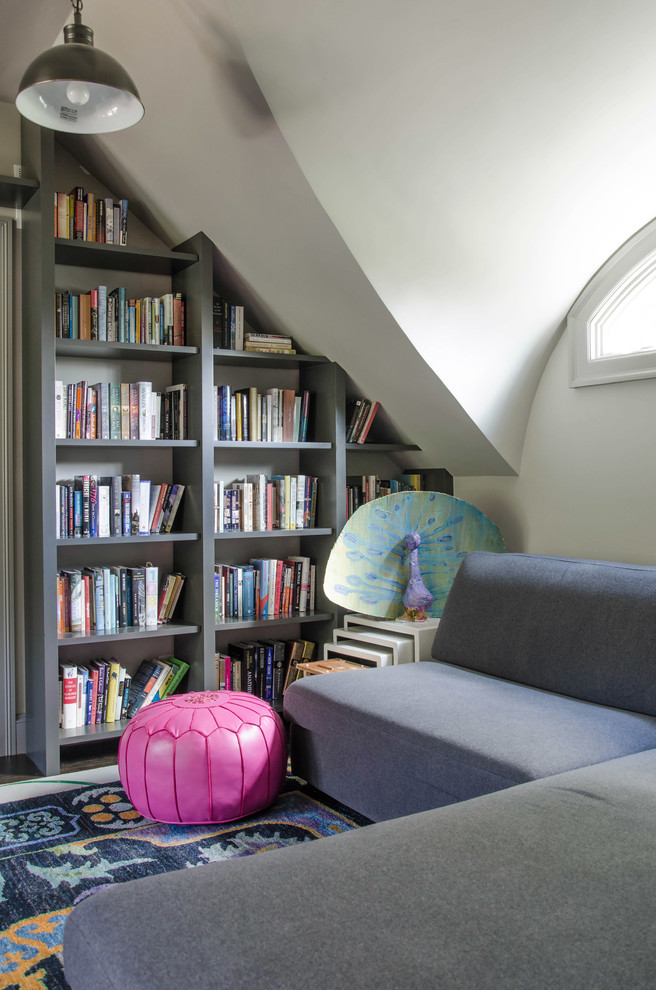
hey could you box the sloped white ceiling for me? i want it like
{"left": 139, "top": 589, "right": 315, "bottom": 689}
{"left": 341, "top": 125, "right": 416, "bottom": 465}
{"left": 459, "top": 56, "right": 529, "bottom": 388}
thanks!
{"left": 5, "top": 0, "right": 656, "bottom": 474}
{"left": 227, "top": 0, "right": 656, "bottom": 466}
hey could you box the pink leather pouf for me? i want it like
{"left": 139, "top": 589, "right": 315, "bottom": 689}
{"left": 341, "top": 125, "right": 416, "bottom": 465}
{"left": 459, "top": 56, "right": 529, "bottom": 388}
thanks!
{"left": 118, "top": 691, "right": 287, "bottom": 824}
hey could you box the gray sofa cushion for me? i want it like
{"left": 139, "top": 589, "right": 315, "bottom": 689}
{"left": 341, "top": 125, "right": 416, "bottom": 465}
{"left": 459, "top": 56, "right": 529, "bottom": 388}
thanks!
{"left": 284, "top": 660, "right": 656, "bottom": 821}
{"left": 432, "top": 551, "right": 656, "bottom": 714}
{"left": 63, "top": 749, "right": 656, "bottom": 990}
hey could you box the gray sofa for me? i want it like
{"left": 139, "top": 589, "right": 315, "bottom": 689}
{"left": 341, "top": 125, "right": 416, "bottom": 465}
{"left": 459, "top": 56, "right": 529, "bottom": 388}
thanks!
{"left": 63, "top": 552, "right": 656, "bottom": 990}
{"left": 286, "top": 551, "right": 656, "bottom": 821}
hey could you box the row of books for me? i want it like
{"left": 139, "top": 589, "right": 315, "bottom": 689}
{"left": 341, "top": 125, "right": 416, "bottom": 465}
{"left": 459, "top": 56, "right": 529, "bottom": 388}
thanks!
{"left": 56, "top": 565, "right": 184, "bottom": 635}
{"left": 214, "top": 555, "right": 315, "bottom": 622}
{"left": 55, "top": 380, "right": 188, "bottom": 441}
{"left": 55, "top": 289, "right": 185, "bottom": 346}
{"left": 213, "top": 299, "right": 245, "bottom": 350}
{"left": 55, "top": 186, "right": 128, "bottom": 244}
{"left": 215, "top": 638, "right": 316, "bottom": 702}
{"left": 58, "top": 654, "right": 190, "bottom": 729}
{"left": 345, "top": 397, "right": 380, "bottom": 443}
{"left": 214, "top": 385, "right": 310, "bottom": 443}
{"left": 56, "top": 475, "right": 185, "bottom": 540}
{"left": 345, "top": 475, "right": 418, "bottom": 519}
{"left": 60, "top": 658, "right": 131, "bottom": 728}
{"left": 214, "top": 475, "right": 318, "bottom": 532}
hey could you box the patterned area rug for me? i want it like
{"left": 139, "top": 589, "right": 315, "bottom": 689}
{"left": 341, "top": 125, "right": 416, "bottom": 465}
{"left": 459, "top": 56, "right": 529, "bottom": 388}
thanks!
{"left": 0, "top": 776, "right": 371, "bottom": 990}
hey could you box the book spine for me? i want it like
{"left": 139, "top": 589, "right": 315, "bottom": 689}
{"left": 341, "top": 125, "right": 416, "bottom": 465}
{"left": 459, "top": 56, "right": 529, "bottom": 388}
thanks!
{"left": 119, "top": 199, "right": 128, "bottom": 246}
{"left": 145, "top": 565, "right": 158, "bottom": 627}
{"left": 60, "top": 664, "right": 78, "bottom": 728}
{"left": 138, "top": 381, "right": 153, "bottom": 439}
{"left": 104, "top": 197, "right": 114, "bottom": 244}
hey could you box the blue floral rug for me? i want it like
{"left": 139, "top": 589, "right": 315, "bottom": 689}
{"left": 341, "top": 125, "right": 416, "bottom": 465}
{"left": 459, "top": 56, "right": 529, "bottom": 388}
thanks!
{"left": 0, "top": 776, "right": 370, "bottom": 990}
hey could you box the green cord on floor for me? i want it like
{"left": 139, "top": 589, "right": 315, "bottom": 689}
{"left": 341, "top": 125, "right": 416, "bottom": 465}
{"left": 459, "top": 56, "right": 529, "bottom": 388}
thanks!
{"left": 3, "top": 778, "right": 119, "bottom": 787}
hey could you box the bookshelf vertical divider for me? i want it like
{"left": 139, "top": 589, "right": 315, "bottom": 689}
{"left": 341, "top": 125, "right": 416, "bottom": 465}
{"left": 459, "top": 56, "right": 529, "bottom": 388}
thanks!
{"left": 21, "top": 121, "right": 59, "bottom": 775}
{"left": 167, "top": 232, "right": 217, "bottom": 693}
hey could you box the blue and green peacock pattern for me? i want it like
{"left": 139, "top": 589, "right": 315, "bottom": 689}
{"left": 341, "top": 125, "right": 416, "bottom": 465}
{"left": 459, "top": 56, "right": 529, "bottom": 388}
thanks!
{"left": 324, "top": 491, "right": 505, "bottom": 618}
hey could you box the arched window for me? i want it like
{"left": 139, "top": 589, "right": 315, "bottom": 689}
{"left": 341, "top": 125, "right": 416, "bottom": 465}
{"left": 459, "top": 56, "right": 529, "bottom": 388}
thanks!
{"left": 569, "top": 216, "right": 656, "bottom": 386}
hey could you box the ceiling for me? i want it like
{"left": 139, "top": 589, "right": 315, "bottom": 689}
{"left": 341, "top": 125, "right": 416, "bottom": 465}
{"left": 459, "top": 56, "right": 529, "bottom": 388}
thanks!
{"left": 4, "top": 0, "right": 656, "bottom": 475}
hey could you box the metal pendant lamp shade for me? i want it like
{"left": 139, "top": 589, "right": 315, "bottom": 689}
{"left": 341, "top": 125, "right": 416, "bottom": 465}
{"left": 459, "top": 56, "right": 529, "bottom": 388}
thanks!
{"left": 15, "top": 3, "right": 144, "bottom": 134}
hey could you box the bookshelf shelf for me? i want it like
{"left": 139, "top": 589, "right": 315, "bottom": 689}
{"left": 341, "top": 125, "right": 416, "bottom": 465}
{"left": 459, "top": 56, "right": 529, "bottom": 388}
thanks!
{"left": 215, "top": 611, "right": 334, "bottom": 632}
{"left": 57, "top": 623, "right": 200, "bottom": 645}
{"left": 56, "top": 340, "right": 198, "bottom": 360}
{"left": 214, "top": 528, "right": 332, "bottom": 541}
{"left": 57, "top": 533, "right": 199, "bottom": 547}
{"left": 214, "top": 441, "right": 332, "bottom": 450}
{"left": 60, "top": 721, "right": 127, "bottom": 745}
{"left": 346, "top": 442, "right": 421, "bottom": 453}
{"left": 213, "top": 348, "right": 329, "bottom": 370}
{"left": 0, "top": 174, "right": 39, "bottom": 208}
{"left": 54, "top": 238, "right": 198, "bottom": 274}
{"left": 56, "top": 439, "right": 198, "bottom": 448}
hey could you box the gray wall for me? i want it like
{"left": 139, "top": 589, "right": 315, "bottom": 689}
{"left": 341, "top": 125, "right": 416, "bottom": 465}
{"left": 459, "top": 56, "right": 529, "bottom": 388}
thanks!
{"left": 457, "top": 327, "right": 656, "bottom": 564}
{"left": 0, "top": 102, "right": 25, "bottom": 749}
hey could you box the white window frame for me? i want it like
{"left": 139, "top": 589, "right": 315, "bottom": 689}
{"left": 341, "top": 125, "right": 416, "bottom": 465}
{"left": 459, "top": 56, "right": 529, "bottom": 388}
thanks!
{"left": 569, "top": 216, "right": 656, "bottom": 387}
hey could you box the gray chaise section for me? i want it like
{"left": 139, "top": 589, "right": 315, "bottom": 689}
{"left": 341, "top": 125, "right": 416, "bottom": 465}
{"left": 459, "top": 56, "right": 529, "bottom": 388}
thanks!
{"left": 284, "top": 552, "right": 656, "bottom": 821}
{"left": 285, "top": 660, "right": 656, "bottom": 821}
{"left": 63, "top": 749, "right": 656, "bottom": 990}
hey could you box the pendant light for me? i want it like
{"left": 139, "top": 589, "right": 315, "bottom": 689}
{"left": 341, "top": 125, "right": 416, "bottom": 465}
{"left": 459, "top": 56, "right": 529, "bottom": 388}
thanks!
{"left": 15, "top": 0, "right": 144, "bottom": 134}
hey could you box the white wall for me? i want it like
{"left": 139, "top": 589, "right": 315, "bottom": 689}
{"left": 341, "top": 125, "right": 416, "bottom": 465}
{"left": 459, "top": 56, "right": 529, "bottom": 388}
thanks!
{"left": 456, "top": 327, "right": 656, "bottom": 565}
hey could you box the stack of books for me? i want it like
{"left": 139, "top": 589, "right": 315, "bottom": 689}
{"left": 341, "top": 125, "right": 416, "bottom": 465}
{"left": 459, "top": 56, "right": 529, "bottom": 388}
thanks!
{"left": 244, "top": 332, "right": 295, "bottom": 355}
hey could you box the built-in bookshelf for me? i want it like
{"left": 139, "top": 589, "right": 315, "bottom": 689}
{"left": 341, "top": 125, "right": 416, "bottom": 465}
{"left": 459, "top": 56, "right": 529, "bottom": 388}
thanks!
{"left": 20, "top": 122, "right": 213, "bottom": 774}
{"left": 19, "top": 123, "right": 443, "bottom": 775}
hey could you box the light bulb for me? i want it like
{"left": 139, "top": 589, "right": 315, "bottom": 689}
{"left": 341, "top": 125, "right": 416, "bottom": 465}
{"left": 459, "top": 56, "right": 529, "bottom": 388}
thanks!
{"left": 66, "top": 81, "right": 90, "bottom": 106}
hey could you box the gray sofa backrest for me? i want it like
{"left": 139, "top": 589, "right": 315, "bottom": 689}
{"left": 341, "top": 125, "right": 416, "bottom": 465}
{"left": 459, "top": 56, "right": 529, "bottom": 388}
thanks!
{"left": 431, "top": 551, "right": 656, "bottom": 715}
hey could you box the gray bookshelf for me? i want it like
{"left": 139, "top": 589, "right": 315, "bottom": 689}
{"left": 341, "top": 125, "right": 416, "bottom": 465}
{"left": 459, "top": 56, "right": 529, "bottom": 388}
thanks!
{"left": 20, "top": 122, "right": 439, "bottom": 775}
{"left": 20, "top": 122, "right": 219, "bottom": 774}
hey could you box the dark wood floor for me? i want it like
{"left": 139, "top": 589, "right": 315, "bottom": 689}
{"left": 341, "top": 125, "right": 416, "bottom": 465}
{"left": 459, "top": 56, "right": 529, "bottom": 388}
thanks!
{"left": 0, "top": 739, "right": 120, "bottom": 784}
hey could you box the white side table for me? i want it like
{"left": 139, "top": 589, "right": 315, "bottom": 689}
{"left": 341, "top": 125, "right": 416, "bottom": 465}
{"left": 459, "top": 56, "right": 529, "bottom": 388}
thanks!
{"left": 332, "top": 626, "right": 416, "bottom": 664}
{"left": 343, "top": 614, "right": 440, "bottom": 662}
{"left": 323, "top": 638, "right": 395, "bottom": 667}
